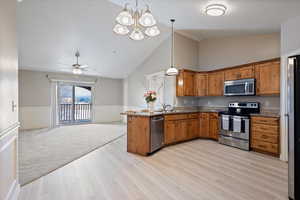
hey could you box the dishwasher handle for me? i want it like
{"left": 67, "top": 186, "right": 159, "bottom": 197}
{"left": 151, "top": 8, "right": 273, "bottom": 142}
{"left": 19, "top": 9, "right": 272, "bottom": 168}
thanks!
{"left": 152, "top": 116, "right": 164, "bottom": 121}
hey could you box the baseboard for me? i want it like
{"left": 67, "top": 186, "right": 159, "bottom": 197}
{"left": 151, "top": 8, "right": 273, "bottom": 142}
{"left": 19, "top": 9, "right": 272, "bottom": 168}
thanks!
{"left": 5, "top": 180, "right": 20, "bottom": 200}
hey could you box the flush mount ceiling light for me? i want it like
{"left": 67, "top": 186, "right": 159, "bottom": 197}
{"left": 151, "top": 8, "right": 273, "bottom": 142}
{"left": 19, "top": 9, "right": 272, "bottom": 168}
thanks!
{"left": 166, "top": 19, "right": 178, "bottom": 76}
{"left": 205, "top": 4, "right": 227, "bottom": 16}
{"left": 113, "top": 0, "right": 160, "bottom": 41}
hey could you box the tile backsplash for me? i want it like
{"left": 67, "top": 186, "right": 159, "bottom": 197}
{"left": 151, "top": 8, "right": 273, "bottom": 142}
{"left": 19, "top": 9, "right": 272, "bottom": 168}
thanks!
{"left": 177, "top": 96, "right": 280, "bottom": 111}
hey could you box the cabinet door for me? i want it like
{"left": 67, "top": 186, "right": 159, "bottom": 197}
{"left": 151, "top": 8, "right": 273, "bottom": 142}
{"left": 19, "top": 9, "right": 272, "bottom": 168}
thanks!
{"left": 225, "top": 65, "right": 254, "bottom": 81}
{"left": 255, "top": 61, "right": 280, "bottom": 95}
{"left": 175, "top": 120, "right": 188, "bottom": 142}
{"left": 209, "top": 113, "right": 219, "bottom": 140}
{"left": 208, "top": 71, "right": 224, "bottom": 96}
{"left": 176, "top": 70, "right": 196, "bottom": 96}
{"left": 199, "top": 113, "right": 210, "bottom": 138}
{"left": 164, "top": 121, "right": 176, "bottom": 145}
{"left": 184, "top": 71, "right": 195, "bottom": 96}
{"left": 127, "top": 116, "right": 150, "bottom": 155}
{"left": 187, "top": 119, "right": 199, "bottom": 140}
{"left": 195, "top": 73, "right": 208, "bottom": 96}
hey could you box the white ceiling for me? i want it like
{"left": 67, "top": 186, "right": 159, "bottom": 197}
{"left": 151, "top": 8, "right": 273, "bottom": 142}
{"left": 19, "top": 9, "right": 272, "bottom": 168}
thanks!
{"left": 17, "top": 0, "right": 170, "bottom": 78}
{"left": 18, "top": 0, "right": 300, "bottom": 78}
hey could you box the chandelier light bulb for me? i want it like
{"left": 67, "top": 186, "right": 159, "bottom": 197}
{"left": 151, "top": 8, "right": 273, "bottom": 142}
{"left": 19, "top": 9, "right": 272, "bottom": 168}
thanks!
{"left": 113, "top": 24, "right": 130, "bottom": 35}
{"left": 116, "top": 6, "right": 134, "bottom": 26}
{"left": 145, "top": 26, "right": 160, "bottom": 37}
{"left": 130, "top": 28, "right": 145, "bottom": 41}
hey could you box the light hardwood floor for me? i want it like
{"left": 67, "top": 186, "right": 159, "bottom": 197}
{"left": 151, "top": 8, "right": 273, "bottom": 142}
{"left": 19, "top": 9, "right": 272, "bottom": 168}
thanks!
{"left": 18, "top": 137, "right": 288, "bottom": 200}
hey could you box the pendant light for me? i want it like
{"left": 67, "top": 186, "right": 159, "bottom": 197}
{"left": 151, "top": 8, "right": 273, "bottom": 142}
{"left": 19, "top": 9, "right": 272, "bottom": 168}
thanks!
{"left": 166, "top": 19, "right": 179, "bottom": 76}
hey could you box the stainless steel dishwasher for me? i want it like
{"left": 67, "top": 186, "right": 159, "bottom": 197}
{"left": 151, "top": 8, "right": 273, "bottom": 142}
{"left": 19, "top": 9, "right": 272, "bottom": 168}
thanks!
{"left": 150, "top": 115, "right": 164, "bottom": 153}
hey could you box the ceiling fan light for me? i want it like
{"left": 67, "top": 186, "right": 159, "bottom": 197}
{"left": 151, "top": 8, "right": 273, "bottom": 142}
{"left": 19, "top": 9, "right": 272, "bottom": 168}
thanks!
{"left": 116, "top": 6, "right": 134, "bottom": 26}
{"left": 145, "top": 26, "right": 160, "bottom": 37}
{"left": 130, "top": 28, "right": 145, "bottom": 41}
{"left": 139, "top": 8, "right": 156, "bottom": 27}
{"left": 166, "top": 67, "right": 178, "bottom": 76}
{"left": 113, "top": 24, "right": 130, "bottom": 35}
{"left": 205, "top": 4, "right": 226, "bottom": 16}
{"left": 73, "top": 68, "right": 82, "bottom": 75}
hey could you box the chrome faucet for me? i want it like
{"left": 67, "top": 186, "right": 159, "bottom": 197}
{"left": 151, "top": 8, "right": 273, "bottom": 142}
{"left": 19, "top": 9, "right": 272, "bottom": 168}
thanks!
{"left": 161, "top": 103, "right": 173, "bottom": 112}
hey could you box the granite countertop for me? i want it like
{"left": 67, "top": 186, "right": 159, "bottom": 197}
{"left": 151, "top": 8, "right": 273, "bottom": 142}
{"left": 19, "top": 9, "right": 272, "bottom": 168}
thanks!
{"left": 122, "top": 107, "right": 226, "bottom": 117}
{"left": 250, "top": 110, "right": 280, "bottom": 118}
{"left": 122, "top": 107, "right": 280, "bottom": 118}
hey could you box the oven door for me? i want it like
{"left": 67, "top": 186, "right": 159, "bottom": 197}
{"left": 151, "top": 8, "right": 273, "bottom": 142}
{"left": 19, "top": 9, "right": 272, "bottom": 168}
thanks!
{"left": 224, "top": 79, "right": 255, "bottom": 96}
{"left": 220, "top": 115, "right": 250, "bottom": 140}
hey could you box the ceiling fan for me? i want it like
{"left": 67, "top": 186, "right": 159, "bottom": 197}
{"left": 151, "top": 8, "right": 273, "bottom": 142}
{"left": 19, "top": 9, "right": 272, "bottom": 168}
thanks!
{"left": 59, "top": 51, "right": 91, "bottom": 75}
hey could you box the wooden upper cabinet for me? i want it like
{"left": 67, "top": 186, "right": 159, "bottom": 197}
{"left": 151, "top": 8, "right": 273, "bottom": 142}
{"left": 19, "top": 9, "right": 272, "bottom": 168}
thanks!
{"left": 255, "top": 60, "right": 280, "bottom": 95}
{"left": 195, "top": 73, "right": 208, "bottom": 96}
{"left": 176, "top": 70, "right": 196, "bottom": 96}
{"left": 208, "top": 71, "right": 224, "bottom": 96}
{"left": 225, "top": 65, "right": 254, "bottom": 81}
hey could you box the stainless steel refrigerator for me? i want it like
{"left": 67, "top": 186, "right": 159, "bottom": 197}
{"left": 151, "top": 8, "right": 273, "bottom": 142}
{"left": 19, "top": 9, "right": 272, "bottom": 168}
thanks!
{"left": 288, "top": 55, "right": 300, "bottom": 200}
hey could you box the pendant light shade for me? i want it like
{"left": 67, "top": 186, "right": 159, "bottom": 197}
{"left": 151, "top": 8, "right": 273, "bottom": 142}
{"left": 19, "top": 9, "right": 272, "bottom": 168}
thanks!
{"left": 139, "top": 6, "right": 156, "bottom": 27}
{"left": 113, "top": 24, "right": 130, "bottom": 35}
{"left": 130, "top": 28, "right": 145, "bottom": 41}
{"left": 145, "top": 26, "right": 160, "bottom": 37}
{"left": 116, "top": 5, "right": 134, "bottom": 26}
{"left": 166, "top": 19, "right": 178, "bottom": 76}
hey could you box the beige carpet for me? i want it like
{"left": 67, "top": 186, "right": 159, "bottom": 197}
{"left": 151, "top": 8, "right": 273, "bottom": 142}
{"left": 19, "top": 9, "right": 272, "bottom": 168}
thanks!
{"left": 19, "top": 123, "right": 126, "bottom": 185}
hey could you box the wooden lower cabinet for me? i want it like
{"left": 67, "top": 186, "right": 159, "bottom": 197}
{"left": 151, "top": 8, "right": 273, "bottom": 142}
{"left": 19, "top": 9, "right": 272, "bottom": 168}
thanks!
{"left": 164, "top": 114, "right": 199, "bottom": 145}
{"left": 164, "top": 120, "right": 176, "bottom": 145}
{"left": 250, "top": 116, "right": 280, "bottom": 156}
{"left": 209, "top": 113, "right": 219, "bottom": 140}
{"left": 127, "top": 116, "right": 150, "bottom": 156}
{"left": 199, "top": 112, "right": 219, "bottom": 140}
{"left": 187, "top": 119, "right": 199, "bottom": 140}
{"left": 199, "top": 113, "right": 210, "bottom": 138}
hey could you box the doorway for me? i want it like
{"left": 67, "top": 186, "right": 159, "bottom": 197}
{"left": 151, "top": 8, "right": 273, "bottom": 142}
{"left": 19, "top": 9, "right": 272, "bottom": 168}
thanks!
{"left": 58, "top": 83, "right": 93, "bottom": 125}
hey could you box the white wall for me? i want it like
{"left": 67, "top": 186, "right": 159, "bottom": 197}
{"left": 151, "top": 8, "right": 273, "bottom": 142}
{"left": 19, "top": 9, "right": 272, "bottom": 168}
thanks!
{"left": 198, "top": 33, "right": 280, "bottom": 71}
{"left": 197, "top": 33, "right": 281, "bottom": 110}
{"left": 0, "top": 0, "right": 20, "bottom": 199}
{"left": 124, "top": 33, "right": 199, "bottom": 109}
{"left": 280, "top": 16, "right": 300, "bottom": 161}
{"left": 19, "top": 70, "right": 124, "bottom": 130}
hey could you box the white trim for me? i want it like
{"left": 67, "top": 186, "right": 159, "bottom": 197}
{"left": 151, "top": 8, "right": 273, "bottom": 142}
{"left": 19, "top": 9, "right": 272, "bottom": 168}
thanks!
{"left": 0, "top": 123, "right": 20, "bottom": 139}
{"left": 0, "top": 136, "right": 17, "bottom": 153}
{"left": 5, "top": 180, "right": 20, "bottom": 200}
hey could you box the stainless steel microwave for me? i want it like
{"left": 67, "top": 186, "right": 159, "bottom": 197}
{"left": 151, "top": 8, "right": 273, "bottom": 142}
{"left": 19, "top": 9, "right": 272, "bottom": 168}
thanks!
{"left": 224, "top": 78, "right": 255, "bottom": 96}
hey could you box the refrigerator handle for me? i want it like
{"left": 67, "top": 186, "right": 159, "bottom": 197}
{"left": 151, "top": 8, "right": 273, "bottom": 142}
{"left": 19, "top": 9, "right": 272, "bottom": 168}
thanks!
{"left": 285, "top": 113, "right": 289, "bottom": 144}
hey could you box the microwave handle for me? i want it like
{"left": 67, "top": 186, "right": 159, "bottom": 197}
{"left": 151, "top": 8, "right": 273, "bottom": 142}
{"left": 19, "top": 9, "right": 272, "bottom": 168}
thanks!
{"left": 245, "top": 82, "right": 249, "bottom": 93}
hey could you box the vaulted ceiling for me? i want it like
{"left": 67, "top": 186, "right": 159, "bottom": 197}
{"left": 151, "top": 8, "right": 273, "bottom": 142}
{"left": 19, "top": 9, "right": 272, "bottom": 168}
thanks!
{"left": 18, "top": 0, "right": 300, "bottom": 78}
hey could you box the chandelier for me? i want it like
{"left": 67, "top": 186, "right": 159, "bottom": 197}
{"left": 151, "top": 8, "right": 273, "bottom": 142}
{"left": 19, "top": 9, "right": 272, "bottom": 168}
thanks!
{"left": 113, "top": 0, "right": 160, "bottom": 41}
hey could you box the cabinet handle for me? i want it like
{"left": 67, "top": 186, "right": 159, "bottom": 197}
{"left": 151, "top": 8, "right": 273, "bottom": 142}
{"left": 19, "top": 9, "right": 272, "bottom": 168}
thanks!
{"left": 258, "top": 145, "right": 266, "bottom": 148}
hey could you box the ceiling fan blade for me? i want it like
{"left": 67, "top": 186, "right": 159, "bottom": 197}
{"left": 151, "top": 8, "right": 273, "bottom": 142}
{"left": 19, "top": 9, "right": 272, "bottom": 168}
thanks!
{"left": 79, "top": 64, "right": 89, "bottom": 69}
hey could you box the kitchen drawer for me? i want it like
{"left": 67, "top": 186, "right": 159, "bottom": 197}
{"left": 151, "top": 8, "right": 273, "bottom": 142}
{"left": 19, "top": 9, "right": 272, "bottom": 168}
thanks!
{"left": 188, "top": 113, "right": 199, "bottom": 119}
{"left": 251, "top": 116, "right": 279, "bottom": 126}
{"left": 252, "top": 131, "right": 279, "bottom": 144}
{"left": 252, "top": 124, "right": 279, "bottom": 135}
{"left": 165, "top": 114, "right": 188, "bottom": 121}
{"left": 251, "top": 139, "right": 279, "bottom": 154}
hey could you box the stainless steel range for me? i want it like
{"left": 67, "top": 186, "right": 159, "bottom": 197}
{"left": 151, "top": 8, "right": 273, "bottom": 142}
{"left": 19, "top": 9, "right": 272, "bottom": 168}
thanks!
{"left": 219, "top": 102, "right": 260, "bottom": 151}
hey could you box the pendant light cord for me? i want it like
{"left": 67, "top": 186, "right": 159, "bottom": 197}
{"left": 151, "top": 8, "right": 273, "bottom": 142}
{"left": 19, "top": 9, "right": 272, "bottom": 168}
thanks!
{"left": 171, "top": 19, "right": 175, "bottom": 68}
